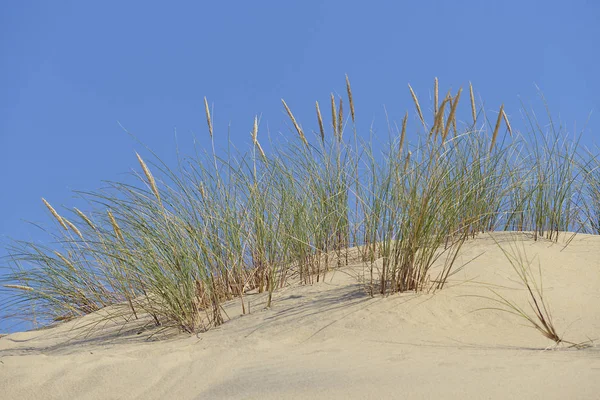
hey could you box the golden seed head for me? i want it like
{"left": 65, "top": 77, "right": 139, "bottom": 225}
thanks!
{"left": 42, "top": 198, "right": 68, "bottom": 230}
{"left": 107, "top": 209, "right": 125, "bottom": 243}
{"left": 345, "top": 74, "right": 355, "bottom": 123}
{"left": 4, "top": 284, "right": 34, "bottom": 291}
{"left": 442, "top": 88, "right": 462, "bottom": 142}
{"left": 404, "top": 150, "right": 412, "bottom": 172}
{"left": 338, "top": 97, "right": 344, "bottom": 140}
{"left": 63, "top": 217, "right": 83, "bottom": 239}
{"left": 490, "top": 104, "right": 504, "bottom": 152}
{"left": 315, "top": 101, "right": 325, "bottom": 142}
{"left": 136, "top": 152, "right": 161, "bottom": 203}
{"left": 469, "top": 82, "right": 477, "bottom": 124}
{"left": 408, "top": 84, "right": 426, "bottom": 129}
{"left": 434, "top": 78, "right": 439, "bottom": 116}
{"left": 399, "top": 112, "right": 408, "bottom": 154}
{"left": 502, "top": 108, "right": 513, "bottom": 136}
{"left": 74, "top": 208, "right": 96, "bottom": 231}
{"left": 331, "top": 93, "right": 338, "bottom": 139}
{"left": 54, "top": 250, "right": 75, "bottom": 270}
{"left": 204, "top": 97, "right": 213, "bottom": 138}
{"left": 251, "top": 116, "right": 266, "bottom": 159}
{"left": 281, "top": 99, "right": 308, "bottom": 147}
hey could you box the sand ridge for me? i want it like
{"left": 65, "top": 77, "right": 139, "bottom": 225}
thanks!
{"left": 1, "top": 232, "right": 599, "bottom": 399}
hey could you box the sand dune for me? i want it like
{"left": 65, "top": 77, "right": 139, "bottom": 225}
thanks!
{"left": 1, "top": 232, "right": 599, "bottom": 399}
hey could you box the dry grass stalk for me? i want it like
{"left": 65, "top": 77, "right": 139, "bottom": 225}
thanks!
{"left": 442, "top": 88, "right": 462, "bottom": 142}
{"left": 54, "top": 251, "right": 76, "bottom": 271}
{"left": 331, "top": 93, "right": 338, "bottom": 138}
{"left": 490, "top": 104, "right": 504, "bottom": 152}
{"left": 74, "top": 208, "right": 96, "bottom": 231}
{"left": 469, "top": 82, "right": 477, "bottom": 124}
{"left": 434, "top": 77, "right": 439, "bottom": 115}
{"left": 281, "top": 99, "right": 308, "bottom": 147}
{"left": 430, "top": 96, "right": 449, "bottom": 138}
{"left": 502, "top": 108, "right": 513, "bottom": 136}
{"left": 136, "top": 152, "right": 161, "bottom": 204}
{"left": 42, "top": 198, "right": 68, "bottom": 231}
{"left": 4, "top": 284, "right": 34, "bottom": 291}
{"left": 346, "top": 74, "right": 355, "bottom": 123}
{"left": 408, "top": 84, "right": 426, "bottom": 129}
{"left": 107, "top": 210, "right": 125, "bottom": 243}
{"left": 315, "top": 101, "right": 325, "bottom": 142}
{"left": 204, "top": 97, "right": 213, "bottom": 138}
{"left": 399, "top": 112, "right": 408, "bottom": 154}
{"left": 404, "top": 150, "right": 412, "bottom": 172}
{"left": 251, "top": 116, "right": 266, "bottom": 159}
{"left": 63, "top": 218, "right": 83, "bottom": 239}
{"left": 338, "top": 97, "right": 344, "bottom": 140}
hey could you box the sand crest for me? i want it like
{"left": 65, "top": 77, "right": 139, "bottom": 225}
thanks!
{"left": 1, "top": 232, "right": 599, "bottom": 399}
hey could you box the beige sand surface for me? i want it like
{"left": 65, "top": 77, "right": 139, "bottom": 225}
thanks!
{"left": 1, "top": 232, "right": 599, "bottom": 399}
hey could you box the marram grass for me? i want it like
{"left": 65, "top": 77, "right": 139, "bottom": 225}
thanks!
{"left": 1, "top": 77, "right": 598, "bottom": 337}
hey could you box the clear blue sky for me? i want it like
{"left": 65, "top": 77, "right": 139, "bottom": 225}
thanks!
{"left": 1, "top": 1, "right": 598, "bottom": 331}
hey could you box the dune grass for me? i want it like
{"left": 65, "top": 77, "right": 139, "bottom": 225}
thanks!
{"left": 1, "top": 77, "right": 598, "bottom": 335}
{"left": 473, "top": 233, "right": 593, "bottom": 349}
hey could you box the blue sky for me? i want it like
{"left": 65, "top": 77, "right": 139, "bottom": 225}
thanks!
{"left": 1, "top": 1, "right": 598, "bottom": 331}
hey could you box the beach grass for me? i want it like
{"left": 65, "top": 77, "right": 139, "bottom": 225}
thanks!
{"left": 1, "top": 77, "right": 598, "bottom": 336}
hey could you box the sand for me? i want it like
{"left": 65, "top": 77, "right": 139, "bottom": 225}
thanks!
{"left": 1, "top": 232, "right": 599, "bottom": 399}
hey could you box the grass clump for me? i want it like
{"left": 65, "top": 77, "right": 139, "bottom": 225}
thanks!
{"left": 475, "top": 234, "right": 593, "bottom": 349}
{"left": 1, "top": 77, "right": 598, "bottom": 336}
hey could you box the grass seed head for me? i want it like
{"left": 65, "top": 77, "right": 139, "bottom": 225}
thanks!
{"left": 346, "top": 74, "right": 355, "bottom": 123}
{"left": 136, "top": 152, "right": 161, "bottom": 204}
{"left": 490, "top": 104, "right": 504, "bottom": 152}
{"left": 408, "top": 84, "right": 426, "bottom": 129}
{"left": 63, "top": 217, "right": 83, "bottom": 239}
{"left": 434, "top": 77, "right": 439, "bottom": 115}
{"left": 469, "top": 82, "right": 477, "bottom": 124}
{"left": 316, "top": 101, "right": 325, "bottom": 142}
{"left": 281, "top": 99, "right": 308, "bottom": 147}
{"left": 74, "top": 208, "right": 96, "bottom": 231}
{"left": 107, "top": 209, "right": 125, "bottom": 243}
{"left": 4, "top": 284, "right": 34, "bottom": 291}
{"left": 42, "top": 198, "right": 68, "bottom": 231}
{"left": 338, "top": 97, "right": 344, "bottom": 140}
{"left": 331, "top": 93, "right": 338, "bottom": 139}
{"left": 204, "top": 97, "right": 213, "bottom": 138}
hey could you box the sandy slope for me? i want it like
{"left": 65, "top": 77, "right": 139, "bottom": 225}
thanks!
{"left": 1, "top": 232, "right": 599, "bottom": 399}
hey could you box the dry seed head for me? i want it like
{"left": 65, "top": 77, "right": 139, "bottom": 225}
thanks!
{"left": 4, "top": 284, "right": 34, "bottom": 291}
{"left": 315, "top": 101, "right": 325, "bottom": 142}
{"left": 74, "top": 208, "right": 96, "bottom": 231}
{"left": 42, "top": 198, "right": 68, "bottom": 230}
{"left": 338, "top": 97, "right": 344, "bottom": 140}
{"left": 431, "top": 96, "right": 449, "bottom": 138}
{"left": 408, "top": 84, "right": 426, "bottom": 129}
{"left": 404, "top": 150, "right": 412, "bottom": 172}
{"left": 502, "top": 108, "right": 513, "bottom": 136}
{"left": 490, "top": 104, "right": 504, "bottom": 152}
{"left": 331, "top": 93, "right": 338, "bottom": 139}
{"left": 107, "top": 209, "right": 125, "bottom": 243}
{"left": 442, "top": 88, "right": 462, "bottom": 142}
{"left": 399, "top": 112, "right": 408, "bottom": 154}
{"left": 63, "top": 217, "right": 83, "bottom": 239}
{"left": 469, "top": 82, "right": 477, "bottom": 124}
{"left": 281, "top": 99, "right": 308, "bottom": 147}
{"left": 345, "top": 74, "right": 355, "bottom": 123}
{"left": 251, "top": 116, "right": 266, "bottom": 159}
{"left": 251, "top": 115, "right": 258, "bottom": 142}
{"left": 54, "top": 251, "right": 75, "bottom": 270}
{"left": 434, "top": 78, "right": 439, "bottom": 115}
{"left": 204, "top": 97, "right": 213, "bottom": 138}
{"left": 136, "top": 152, "right": 161, "bottom": 203}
